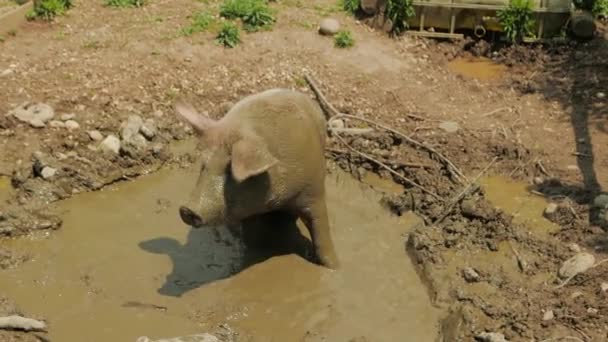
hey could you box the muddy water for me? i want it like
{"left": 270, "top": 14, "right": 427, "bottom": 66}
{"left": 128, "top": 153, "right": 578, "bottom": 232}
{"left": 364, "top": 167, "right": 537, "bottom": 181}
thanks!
{"left": 447, "top": 57, "right": 506, "bottom": 81}
{"left": 0, "top": 176, "right": 11, "bottom": 204}
{"left": 0, "top": 166, "right": 440, "bottom": 341}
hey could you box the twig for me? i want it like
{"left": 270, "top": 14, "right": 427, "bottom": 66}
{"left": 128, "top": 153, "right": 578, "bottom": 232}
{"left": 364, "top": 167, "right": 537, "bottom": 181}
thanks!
{"left": 329, "top": 127, "right": 374, "bottom": 135}
{"left": 326, "top": 148, "right": 434, "bottom": 169}
{"left": 0, "top": 315, "right": 47, "bottom": 332}
{"left": 536, "top": 160, "right": 551, "bottom": 177}
{"left": 332, "top": 134, "right": 440, "bottom": 199}
{"left": 304, "top": 72, "right": 467, "bottom": 184}
{"left": 434, "top": 157, "right": 498, "bottom": 224}
{"left": 481, "top": 107, "right": 508, "bottom": 117}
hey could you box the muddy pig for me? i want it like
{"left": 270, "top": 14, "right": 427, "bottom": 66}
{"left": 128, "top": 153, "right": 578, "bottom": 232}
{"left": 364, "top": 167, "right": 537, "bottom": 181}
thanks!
{"left": 174, "top": 89, "right": 339, "bottom": 269}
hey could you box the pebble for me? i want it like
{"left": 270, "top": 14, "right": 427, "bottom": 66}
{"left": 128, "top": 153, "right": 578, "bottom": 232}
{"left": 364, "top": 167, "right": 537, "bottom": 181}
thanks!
{"left": 319, "top": 18, "right": 340, "bottom": 36}
{"left": 0, "top": 69, "right": 14, "bottom": 77}
{"left": 592, "top": 193, "right": 608, "bottom": 209}
{"left": 49, "top": 120, "right": 66, "bottom": 128}
{"left": 571, "top": 291, "right": 584, "bottom": 299}
{"left": 463, "top": 267, "right": 480, "bottom": 283}
{"left": 140, "top": 119, "right": 157, "bottom": 140}
{"left": 61, "top": 113, "right": 76, "bottom": 121}
{"left": 438, "top": 121, "right": 460, "bottom": 133}
{"left": 121, "top": 115, "right": 144, "bottom": 141}
{"left": 40, "top": 166, "right": 57, "bottom": 180}
{"left": 87, "top": 130, "right": 104, "bottom": 142}
{"left": 566, "top": 243, "right": 581, "bottom": 253}
{"left": 475, "top": 332, "right": 508, "bottom": 342}
{"left": 597, "top": 92, "right": 606, "bottom": 99}
{"left": 542, "top": 310, "right": 554, "bottom": 321}
{"left": 600, "top": 282, "right": 608, "bottom": 292}
{"left": 558, "top": 252, "right": 595, "bottom": 279}
{"left": 543, "top": 203, "right": 558, "bottom": 219}
{"left": 587, "top": 307, "right": 598, "bottom": 314}
{"left": 100, "top": 135, "right": 121, "bottom": 154}
{"left": 533, "top": 177, "right": 544, "bottom": 185}
{"left": 329, "top": 119, "right": 345, "bottom": 130}
{"left": 8, "top": 102, "right": 55, "bottom": 128}
{"left": 64, "top": 120, "right": 80, "bottom": 130}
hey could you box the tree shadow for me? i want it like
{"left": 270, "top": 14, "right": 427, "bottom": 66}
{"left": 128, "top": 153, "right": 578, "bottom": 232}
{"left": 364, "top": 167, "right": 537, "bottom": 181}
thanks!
{"left": 139, "top": 210, "right": 315, "bottom": 297}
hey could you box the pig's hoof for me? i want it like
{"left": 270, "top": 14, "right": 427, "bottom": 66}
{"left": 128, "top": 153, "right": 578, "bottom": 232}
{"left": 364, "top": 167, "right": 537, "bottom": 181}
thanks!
{"left": 179, "top": 206, "right": 204, "bottom": 227}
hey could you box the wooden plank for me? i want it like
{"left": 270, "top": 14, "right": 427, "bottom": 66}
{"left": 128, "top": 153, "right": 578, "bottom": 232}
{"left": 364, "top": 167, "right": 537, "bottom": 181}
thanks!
{"left": 406, "top": 31, "right": 465, "bottom": 39}
{"left": 412, "top": 1, "right": 570, "bottom": 13}
{"left": 0, "top": 1, "right": 32, "bottom": 36}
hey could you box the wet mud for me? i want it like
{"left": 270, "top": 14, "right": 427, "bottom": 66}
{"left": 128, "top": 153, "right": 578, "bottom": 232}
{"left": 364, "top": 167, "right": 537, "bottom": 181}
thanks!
{"left": 446, "top": 57, "right": 507, "bottom": 81}
{"left": 0, "top": 165, "right": 441, "bottom": 341}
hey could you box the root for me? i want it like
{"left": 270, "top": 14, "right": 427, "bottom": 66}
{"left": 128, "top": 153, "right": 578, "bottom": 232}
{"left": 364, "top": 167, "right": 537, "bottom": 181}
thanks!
{"left": 0, "top": 315, "right": 47, "bottom": 332}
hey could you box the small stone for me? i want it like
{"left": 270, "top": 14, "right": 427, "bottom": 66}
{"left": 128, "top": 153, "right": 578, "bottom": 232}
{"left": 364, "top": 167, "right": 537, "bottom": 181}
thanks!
{"left": 438, "top": 121, "right": 460, "bottom": 133}
{"left": 1, "top": 69, "right": 14, "bottom": 77}
{"left": 567, "top": 243, "right": 581, "bottom": 253}
{"left": 544, "top": 203, "right": 558, "bottom": 219}
{"left": 475, "top": 332, "right": 508, "bottom": 342}
{"left": 592, "top": 194, "right": 608, "bottom": 209}
{"left": 8, "top": 102, "right": 55, "bottom": 128}
{"left": 558, "top": 252, "right": 596, "bottom": 279}
{"left": 533, "top": 177, "right": 544, "bottom": 185}
{"left": 319, "top": 18, "right": 340, "bottom": 36}
{"left": 542, "top": 310, "right": 554, "bottom": 321}
{"left": 463, "top": 267, "right": 480, "bottom": 283}
{"left": 600, "top": 282, "right": 608, "bottom": 292}
{"left": 121, "top": 115, "right": 144, "bottom": 141}
{"left": 100, "top": 135, "right": 121, "bottom": 154}
{"left": 597, "top": 92, "right": 606, "bottom": 99}
{"left": 329, "top": 119, "right": 345, "bottom": 130}
{"left": 64, "top": 120, "right": 80, "bottom": 130}
{"left": 571, "top": 291, "right": 583, "bottom": 299}
{"left": 40, "top": 167, "right": 57, "bottom": 180}
{"left": 587, "top": 307, "right": 598, "bottom": 314}
{"left": 87, "top": 130, "right": 104, "bottom": 142}
{"left": 61, "top": 113, "right": 76, "bottom": 121}
{"left": 49, "top": 120, "right": 66, "bottom": 128}
{"left": 140, "top": 119, "right": 157, "bottom": 140}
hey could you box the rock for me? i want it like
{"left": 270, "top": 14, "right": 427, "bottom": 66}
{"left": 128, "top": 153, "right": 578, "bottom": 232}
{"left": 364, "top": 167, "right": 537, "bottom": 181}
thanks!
{"left": 592, "top": 194, "right": 608, "bottom": 209}
{"left": 60, "top": 113, "right": 75, "bottom": 121}
{"left": 87, "top": 130, "right": 104, "bottom": 142}
{"left": 8, "top": 102, "right": 55, "bottom": 128}
{"left": 567, "top": 243, "right": 581, "bottom": 253}
{"left": 329, "top": 119, "right": 345, "bottom": 130}
{"left": 136, "top": 333, "right": 221, "bottom": 342}
{"left": 120, "top": 115, "right": 144, "bottom": 141}
{"left": 558, "top": 252, "right": 595, "bottom": 279}
{"left": 49, "top": 120, "right": 66, "bottom": 128}
{"left": 597, "top": 92, "right": 606, "bottom": 99}
{"left": 361, "top": 0, "right": 378, "bottom": 14}
{"left": 64, "top": 120, "right": 80, "bottom": 130}
{"left": 542, "top": 310, "right": 554, "bottom": 321}
{"left": 121, "top": 133, "right": 148, "bottom": 157}
{"left": 40, "top": 167, "right": 57, "bottom": 180}
{"left": 533, "top": 177, "right": 544, "bottom": 185}
{"left": 475, "top": 332, "right": 508, "bottom": 342}
{"left": 140, "top": 119, "right": 157, "bottom": 140}
{"left": 587, "top": 307, "right": 598, "bottom": 314}
{"left": 99, "top": 135, "right": 121, "bottom": 154}
{"left": 543, "top": 203, "right": 558, "bottom": 219}
{"left": 1, "top": 69, "right": 14, "bottom": 77}
{"left": 439, "top": 121, "right": 460, "bottom": 133}
{"left": 463, "top": 267, "right": 481, "bottom": 283}
{"left": 601, "top": 282, "right": 608, "bottom": 292}
{"left": 571, "top": 291, "right": 583, "bottom": 299}
{"left": 319, "top": 18, "right": 340, "bottom": 36}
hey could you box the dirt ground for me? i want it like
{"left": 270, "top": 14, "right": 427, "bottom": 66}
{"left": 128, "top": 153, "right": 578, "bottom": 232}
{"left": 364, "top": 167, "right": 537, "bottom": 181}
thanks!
{"left": 1, "top": 0, "right": 608, "bottom": 341}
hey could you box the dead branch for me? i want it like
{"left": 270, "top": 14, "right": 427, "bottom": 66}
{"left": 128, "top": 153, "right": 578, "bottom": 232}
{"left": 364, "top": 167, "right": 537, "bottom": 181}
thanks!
{"left": 0, "top": 315, "right": 47, "bottom": 332}
{"left": 304, "top": 73, "right": 467, "bottom": 184}
{"left": 536, "top": 160, "right": 551, "bottom": 177}
{"left": 434, "top": 157, "right": 499, "bottom": 224}
{"left": 329, "top": 127, "right": 375, "bottom": 135}
{"left": 332, "top": 134, "right": 440, "bottom": 199}
{"left": 326, "top": 148, "right": 434, "bottom": 169}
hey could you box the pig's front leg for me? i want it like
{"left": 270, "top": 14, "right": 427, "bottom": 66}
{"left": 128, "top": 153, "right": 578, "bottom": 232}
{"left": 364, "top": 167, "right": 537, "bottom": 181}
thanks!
{"left": 300, "top": 199, "right": 340, "bottom": 269}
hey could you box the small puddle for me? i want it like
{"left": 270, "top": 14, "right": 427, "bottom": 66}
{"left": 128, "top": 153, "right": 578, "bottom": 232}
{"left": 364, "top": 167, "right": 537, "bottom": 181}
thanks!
{"left": 0, "top": 176, "right": 11, "bottom": 205}
{"left": 361, "top": 172, "right": 404, "bottom": 195}
{"left": 0, "top": 163, "right": 440, "bottom": 340}
{"left": 480, "top": 175, "right": 559, "bottom": 236}
{"left": 447, "top": 57, "right": 506, "bottom": 81}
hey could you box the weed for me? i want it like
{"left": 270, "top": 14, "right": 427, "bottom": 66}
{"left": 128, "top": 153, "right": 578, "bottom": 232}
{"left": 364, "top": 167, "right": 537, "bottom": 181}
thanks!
{"left": 593, "top": 0, "right": 608, "bottom": 16}
{"left": 0, "top": 36, "right": 4, "bottom": 43}
{"left": 216, "top": 22, "right": 241, "bottom": 47}
{"left": 497, "top": 0, "right": 535, "bottom": 43}
{"left": 105, "top": 0, "right": 145, "bottom": 7}
{"left": 27, "top": 0, "right": 72, "bottom": 20}
{"left": 341, "top": 0, "right": 359, "bottom": 14}
{"left": 386, "top": 0, "right": 415, "bottom": 35}
{"left": 220, "top": 0, "right": 276, "bottom": 32}
{"left": 181, "top": 11, "right": 215, "bottom": 36}
{"left": 334, "top": 30, "right": 354, "bottom": 48}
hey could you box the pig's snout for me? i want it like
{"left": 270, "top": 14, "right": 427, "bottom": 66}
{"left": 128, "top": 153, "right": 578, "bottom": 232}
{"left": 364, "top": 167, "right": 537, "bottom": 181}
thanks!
{"left": 179, "top": 206, "right": 204, "bottom": 228}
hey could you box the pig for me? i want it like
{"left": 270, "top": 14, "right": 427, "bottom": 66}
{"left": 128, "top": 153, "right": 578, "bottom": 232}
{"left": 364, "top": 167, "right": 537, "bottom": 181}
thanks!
{"left": 174, "top": 88, "right": 339, "bottom": 269}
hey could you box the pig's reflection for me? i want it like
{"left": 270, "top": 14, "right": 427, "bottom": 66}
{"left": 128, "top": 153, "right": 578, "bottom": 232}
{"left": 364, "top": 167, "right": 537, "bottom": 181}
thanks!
{"left": 139, "top": 211, "right": 314, "bottom": 297}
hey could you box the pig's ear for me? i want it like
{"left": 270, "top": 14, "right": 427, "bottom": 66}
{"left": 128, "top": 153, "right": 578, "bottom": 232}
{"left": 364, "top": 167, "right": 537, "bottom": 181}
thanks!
{"left": 231, "top": 138, "right": 278, "bottom": 182}
{"left": 174, "top": 101, "right": 216, "bottom": 133}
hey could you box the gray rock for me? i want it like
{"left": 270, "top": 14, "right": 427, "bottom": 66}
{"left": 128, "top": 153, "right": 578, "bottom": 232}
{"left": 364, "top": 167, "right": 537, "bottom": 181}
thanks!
{"left": 121, "top": 133, "right": 148, "bottom": 157}
{"left": 40, "top": 167, "right": 57, "bottom": 180}
{"left": 439, "top": 121, "right": 460, "bottom": 133}
{"left": 542, "top": 310, "right": 554, "bottom": 321}
{"left": 87, "top": 130, "right": 104, "bottom": 142}
{"left": 558, "top": 252, "right": 595, "bottom": 279}
{"left": 64, "top": 120, "right": 80, "bottom": 130}
{"left": 329, "top": 118, "right": 345, "bottom": 130}
{"left": 319, "top": 18, "right": 340, "bottom": 36}
{"left": 463, "top": 267, "right": 480, "bottom": 283}
{"left": 100, "top": 135, "right": 121, "bottom": 154}
{"left": 60, "top": 113, "right": 76, "bottom": 121}
{"left": 140, "top": 119, "right": 157, "bottom": 140}
{"left": 593, "top": 194, "right": 608, "bottom": 209}
{"left": 543, "top": 203, "right": 558, "bottom": 219}
{"left": 475, "top": 332, "right": 508, "bottom": 342}
{"left": 49, "top": 120, "right": 66, "bottom": 128}
{"left": 120, "top": 115, "right": 144, "bottom": 141}
{"left": 8, "top": 102, "right": 55, "bottom": 128}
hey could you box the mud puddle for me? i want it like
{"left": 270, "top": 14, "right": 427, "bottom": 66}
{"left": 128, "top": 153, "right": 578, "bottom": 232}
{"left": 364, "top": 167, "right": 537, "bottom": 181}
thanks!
{"left": 447, "top": 57, "right": 506, "bottom": 81}
{"left": 0, "top": 176, "right": 11, "bottom": 205}
{"left": 0, "top": 163, "right": 440, "bottom": 341}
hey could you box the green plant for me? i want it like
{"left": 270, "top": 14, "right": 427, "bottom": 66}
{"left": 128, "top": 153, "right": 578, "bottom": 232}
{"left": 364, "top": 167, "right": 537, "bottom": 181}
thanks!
{"left": 181, "top": 11, "right": 214, "bottom": 36}
{"left": 593, "top": 0, "right": 608, "bottom": 16}
{"left": 341, "top": 0, "right": 360, "bottom": 14}
{"left": 334, "top": 30, "right": 354, "bottom": 48}
{"left": 216, "top": 22, "right": 241, "bottom": 47}
{"left": 497, "top": 0, "right": 535, "bottom": 43}
{"left": 27, "top": 0, "right": 72, "bottom": 20}
{"left": 220, "top": 0, "right": 276, "bottom": 32}
{"left": 105, "top": 0, "right": 145, "bottom": 7}
{"left": 386, "top": 0, "right": 415, "bottom": 35}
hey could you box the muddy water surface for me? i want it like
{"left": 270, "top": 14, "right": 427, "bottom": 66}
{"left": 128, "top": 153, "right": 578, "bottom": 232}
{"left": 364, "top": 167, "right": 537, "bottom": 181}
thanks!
{"left": 447, "top": 57, "right": 506, "bottom": 81}
{"left": 0, "top": 166, "right": 440, "bottom": 341}
{"left": 0, "top": 176, "right": 11, "bottom": 204}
